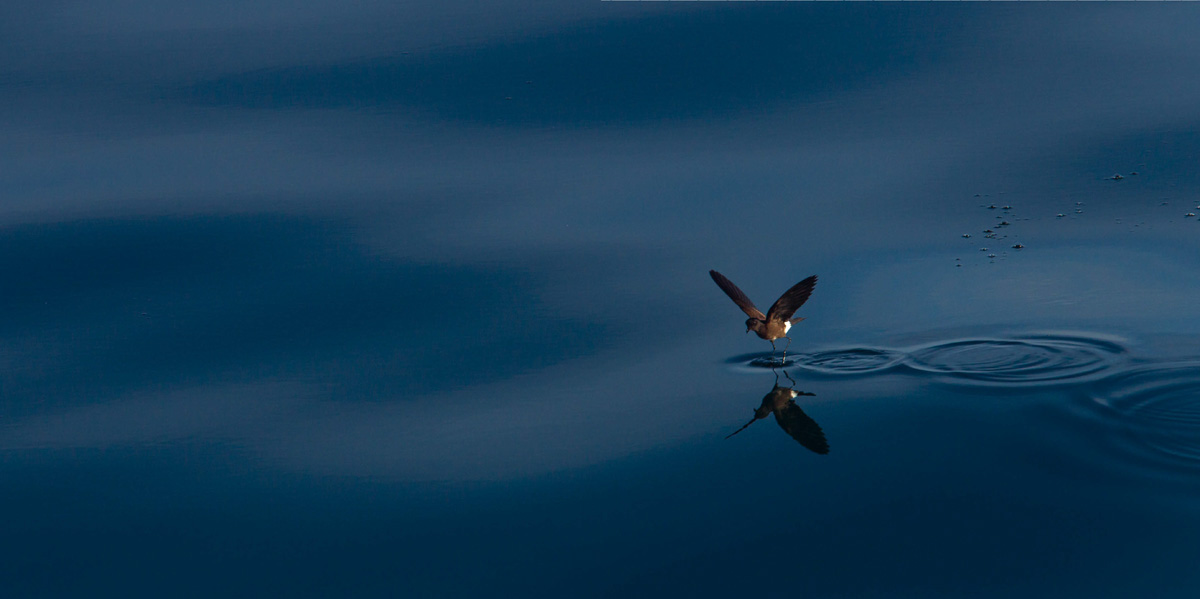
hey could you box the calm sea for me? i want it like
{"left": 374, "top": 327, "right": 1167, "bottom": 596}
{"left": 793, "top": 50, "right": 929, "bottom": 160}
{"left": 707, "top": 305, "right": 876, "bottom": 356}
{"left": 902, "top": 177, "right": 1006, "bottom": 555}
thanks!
{"left": 4, "top": 3, "right": 1200, "bottom": 597}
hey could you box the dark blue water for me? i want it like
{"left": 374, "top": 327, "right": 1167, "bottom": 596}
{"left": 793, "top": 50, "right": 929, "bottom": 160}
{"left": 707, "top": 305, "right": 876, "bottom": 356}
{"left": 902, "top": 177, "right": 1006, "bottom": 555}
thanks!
{"left": 5, "top": 3, "right": 1200, "bottom": 597}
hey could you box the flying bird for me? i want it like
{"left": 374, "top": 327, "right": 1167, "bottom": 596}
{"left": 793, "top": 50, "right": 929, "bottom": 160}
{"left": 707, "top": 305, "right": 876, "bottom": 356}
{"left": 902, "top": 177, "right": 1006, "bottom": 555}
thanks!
{"left": 709, "top": 270, "right": 817, "bottom": 354}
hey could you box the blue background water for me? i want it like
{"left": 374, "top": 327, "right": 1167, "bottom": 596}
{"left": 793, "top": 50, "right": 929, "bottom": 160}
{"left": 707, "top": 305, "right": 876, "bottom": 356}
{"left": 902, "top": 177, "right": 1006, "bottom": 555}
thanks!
{"left": 4, "top": 3, "right": 1200, "bottom": 597}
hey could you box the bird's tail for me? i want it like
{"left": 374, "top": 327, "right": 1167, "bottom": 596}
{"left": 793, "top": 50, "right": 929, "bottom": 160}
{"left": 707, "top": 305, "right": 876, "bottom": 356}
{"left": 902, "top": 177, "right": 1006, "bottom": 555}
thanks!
{"left": 724, "top": 414, "right": 760, "bottom": 440}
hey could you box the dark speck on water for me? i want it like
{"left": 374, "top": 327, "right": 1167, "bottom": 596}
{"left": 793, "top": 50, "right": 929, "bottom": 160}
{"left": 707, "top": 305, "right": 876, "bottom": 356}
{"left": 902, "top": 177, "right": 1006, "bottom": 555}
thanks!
{"left": 5, "top": 4, "right": 1200, "bottom": 598}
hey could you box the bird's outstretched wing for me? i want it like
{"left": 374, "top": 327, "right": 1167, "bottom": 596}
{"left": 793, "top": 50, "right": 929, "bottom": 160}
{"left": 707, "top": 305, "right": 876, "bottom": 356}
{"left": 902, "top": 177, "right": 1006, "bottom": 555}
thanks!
{"left": 766, "top": 275, "right": 817, "bottom": 322}
{"left": 709, "top": 270, "right": 765, "bottom": 320}
{"left": 773, "top": 400, "right": 829, "bottom": 455}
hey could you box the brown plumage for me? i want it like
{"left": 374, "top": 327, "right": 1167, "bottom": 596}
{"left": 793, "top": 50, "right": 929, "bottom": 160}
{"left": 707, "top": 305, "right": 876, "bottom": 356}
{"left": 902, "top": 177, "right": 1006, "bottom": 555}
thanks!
{"left": 709, "top": 270, "right": 817, "bottom": 352}
{"left": 724, "top": 385, "right": 828, "bottom": 455}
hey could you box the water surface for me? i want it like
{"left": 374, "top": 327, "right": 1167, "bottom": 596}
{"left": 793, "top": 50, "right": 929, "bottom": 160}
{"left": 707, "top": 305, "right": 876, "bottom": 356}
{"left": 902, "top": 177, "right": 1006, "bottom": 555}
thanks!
{"left": 4, "top": 3, "right": 1200, "bottom": 597}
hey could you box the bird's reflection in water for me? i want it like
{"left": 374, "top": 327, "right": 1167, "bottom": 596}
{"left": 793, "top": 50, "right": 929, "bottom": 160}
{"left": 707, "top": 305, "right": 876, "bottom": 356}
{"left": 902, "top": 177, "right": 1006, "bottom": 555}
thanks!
{"left": 725, "top": 369, "right": 829, "bottom": 455}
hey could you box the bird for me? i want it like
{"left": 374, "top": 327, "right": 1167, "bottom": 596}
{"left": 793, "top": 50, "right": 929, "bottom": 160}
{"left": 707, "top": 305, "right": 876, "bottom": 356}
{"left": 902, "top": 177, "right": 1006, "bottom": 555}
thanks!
{"left": 724, "top": 373, "right": 828, "bottom": 455}
{"left": 709, "top": 270, "right": 817, "bottom": 355}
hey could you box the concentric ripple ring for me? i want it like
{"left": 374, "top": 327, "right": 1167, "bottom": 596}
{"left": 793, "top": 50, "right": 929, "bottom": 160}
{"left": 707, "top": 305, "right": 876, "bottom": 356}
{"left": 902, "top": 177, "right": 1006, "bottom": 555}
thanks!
{"left": 903, "top": 334, "right": 1127, "bottom": 386}
{"left": 729, "top": 347, "right": 906, "bottom": 374}
{"left": 790, "top": 348, "right": 907, "bottom": 376}
{"left": 1091, "top": 363, "right": 1200, "bottom": 466}
{"left": 728, "top": 334, "right": 1127, "bottom": 385}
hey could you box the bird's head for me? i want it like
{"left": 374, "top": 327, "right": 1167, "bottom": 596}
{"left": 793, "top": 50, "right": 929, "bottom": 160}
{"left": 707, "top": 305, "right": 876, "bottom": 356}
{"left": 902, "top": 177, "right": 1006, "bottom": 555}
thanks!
{"left": 745, "top": 318, "right": 762, "bottom": 334}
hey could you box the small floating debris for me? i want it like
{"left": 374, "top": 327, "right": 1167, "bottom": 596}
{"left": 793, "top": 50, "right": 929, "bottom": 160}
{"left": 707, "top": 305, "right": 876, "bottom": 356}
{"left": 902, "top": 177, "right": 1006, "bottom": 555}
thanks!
{"left": 988, "top": 204, "right": 997, "bottom": 209}
{"left": 983, "top": 229, "right": 993, "bottom": 233}
{"left": 998, "top": 221, "right": 1011, "bottom": 226}
{"left": 1002, "top": 205, "right": 1012, "bottom": 210}
{"left": 1012, "top": 244, "right": 1024, "bottom": 249}
{"left": 1187, "top": 213, "right": 1196, "bottom": 218}
{"left": 987, "top": 254, "right": 996, "bottom": 258}
{"left": 1076, "top": 202, "right": 1084, "bottom": 206}
{"left": 1075, "top": 209, "right": 1083, "bottom": 214}
{"left": 1057, "top": 213, "right": 1066, "bottom": 218}
{"left": 1162, "top": 202, "right": 1170, "bottom": 206}
{"left": 1110, "top": 174, "right": 1124, "bottom": 180}
{"left": 1130, "top": 171, "right": 1138, "bottom": 176}
{"left": 962, "top": 233, "right": 971, "bottom": 238}
{"left": 980, "top": 247, "right": 989, "bottom": 251}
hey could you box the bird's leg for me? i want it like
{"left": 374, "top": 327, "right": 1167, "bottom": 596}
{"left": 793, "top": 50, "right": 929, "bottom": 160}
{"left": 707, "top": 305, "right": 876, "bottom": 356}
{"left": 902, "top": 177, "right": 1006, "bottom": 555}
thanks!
{"left": 769, "top": 339, "right": 777, "bottom": 356}
{"left": 781, "top": 336, "right": 792, "bottom": 364}
{"left": 782, "top": 368, "right": 796, "bottom": 388}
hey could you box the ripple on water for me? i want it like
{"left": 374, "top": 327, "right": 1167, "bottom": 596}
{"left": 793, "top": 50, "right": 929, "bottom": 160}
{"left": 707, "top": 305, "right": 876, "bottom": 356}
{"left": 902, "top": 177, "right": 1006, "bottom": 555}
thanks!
{"left": 904, "top": 334, "right": 1127, "bottom": 386}
{"left": 728, "top": 347, "right": 905, "bottom": 373}
{"left": 1092, "top": 363, "right": 1200, "bottom": 467}
{"left": 729, "top": 333, "right": 1128, "bottom": 386}
{"left": 726, "top": 353, "right": 797, "bottom": 370}
{"left": 791, "top": 348, "right": 907, "bottom": 376}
